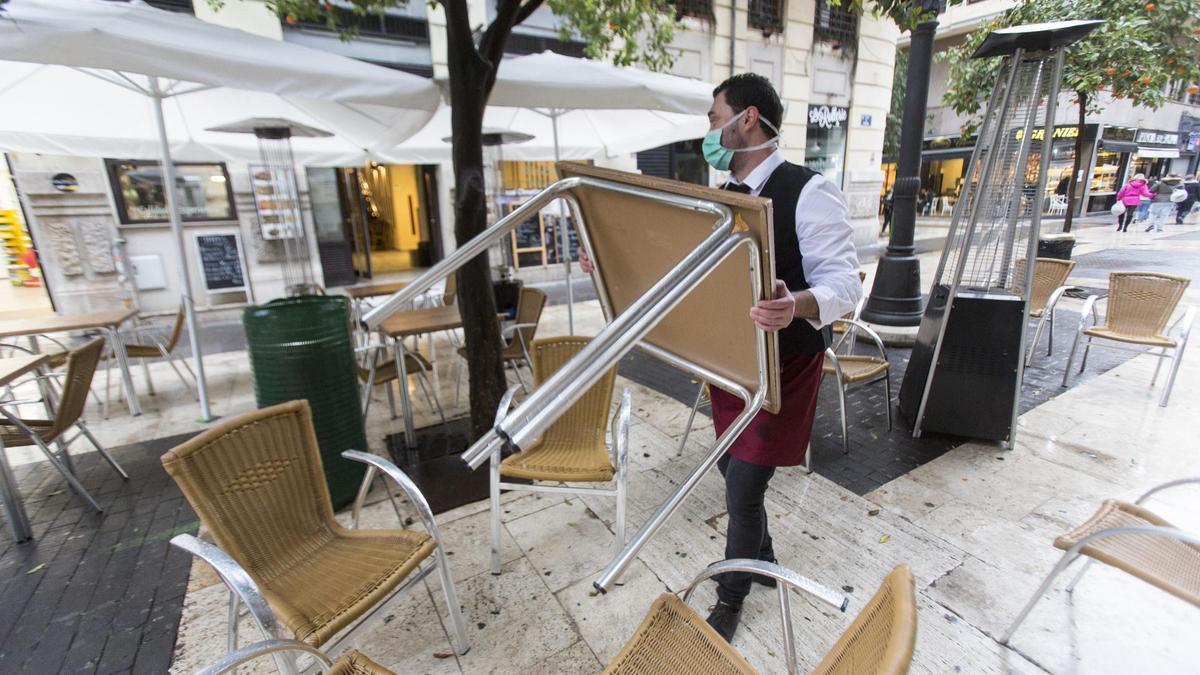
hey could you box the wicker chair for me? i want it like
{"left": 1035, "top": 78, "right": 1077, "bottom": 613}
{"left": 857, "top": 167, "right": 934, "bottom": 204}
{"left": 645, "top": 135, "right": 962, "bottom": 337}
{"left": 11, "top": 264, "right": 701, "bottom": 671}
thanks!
{"left": 355, "top": 342, "right": 444, "bottom": 423}
{"left": 197, "top": 640, "right": 395, "bottom": 675}
{"left": 603, "top": 561, "right": 916, "bottom": 675}
{"left": 1062, "top": 272, "right": 1192, "bottom": 406}
{"left": 1016, "top": 258, "right": 1076, "bottom": 366}
{"left": 1003, "top": 477, "right": 1200, "bottom": 645}
{"left": 823, "top": 319, "right": 892, "bottom": 455}
{"left": 102, "top": 305, "right": 196, "bottom": 414}
{"left": 456, "top": 286, "right": 547, "bottom": 400}
{"left": 489, "top": 336, "right": 631, "bottom": 575}
{"left": 0, "top": 338, "right": 127, "bottom": 513}
{"left": 161, "top": 401, "right": 468, "bottom": 673}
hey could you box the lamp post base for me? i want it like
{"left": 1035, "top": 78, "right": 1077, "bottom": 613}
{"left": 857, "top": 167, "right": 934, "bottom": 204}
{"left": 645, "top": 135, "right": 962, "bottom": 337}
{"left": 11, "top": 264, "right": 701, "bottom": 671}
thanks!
{"left": 861, "top": 254, "right": 924, "bottom": 326}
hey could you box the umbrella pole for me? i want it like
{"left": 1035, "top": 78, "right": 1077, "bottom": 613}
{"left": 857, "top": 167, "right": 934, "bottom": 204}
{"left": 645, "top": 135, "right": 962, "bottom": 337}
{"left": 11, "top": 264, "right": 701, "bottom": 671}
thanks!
{"left": 150, "top": 77, "right": 213, "bottom": 422}
{"left": 551, "top": 111, "right": 575, "bottom": 334}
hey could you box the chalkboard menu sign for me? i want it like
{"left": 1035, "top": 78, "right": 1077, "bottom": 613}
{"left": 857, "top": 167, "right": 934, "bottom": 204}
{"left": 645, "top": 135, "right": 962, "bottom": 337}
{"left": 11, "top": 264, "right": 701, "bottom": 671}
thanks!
{"left": 194, "top": 233, "right": 246, "bottom": 293}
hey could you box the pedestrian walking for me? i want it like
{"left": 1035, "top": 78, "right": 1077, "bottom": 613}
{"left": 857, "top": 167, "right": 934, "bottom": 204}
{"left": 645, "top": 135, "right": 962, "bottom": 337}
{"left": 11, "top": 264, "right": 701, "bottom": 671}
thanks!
{"left": 1115, "top": 173, "right": 1151, "bottom": 232}
{"left": 880, "top": 187, "right": 894, "bottom": 236}
{"left": 1144, "top": 174, "right": 1182, "bottom": 232}
{"left": 582, "top": 72, "right": 861, "bottom": 644}
{"left": 1177, "top": 174, "right": 1200, "bottom": 224}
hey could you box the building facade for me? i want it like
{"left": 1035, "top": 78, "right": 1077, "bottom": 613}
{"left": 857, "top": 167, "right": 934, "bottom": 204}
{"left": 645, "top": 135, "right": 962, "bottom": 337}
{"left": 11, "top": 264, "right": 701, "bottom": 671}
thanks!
{"left": 3, "top": 0, "right": 895, "bottom": 316}
{"left": 897, "top": 0, "right": 1200, "bottom": 219}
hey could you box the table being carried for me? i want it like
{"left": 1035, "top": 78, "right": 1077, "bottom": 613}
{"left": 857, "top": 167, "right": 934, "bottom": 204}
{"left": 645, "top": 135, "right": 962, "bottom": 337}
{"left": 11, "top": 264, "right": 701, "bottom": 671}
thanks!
{"left": 0, "top": 309, "right": 141, "bottom": 416}
{"left": 0, "top": 353, "right": 51, "bottom": 541}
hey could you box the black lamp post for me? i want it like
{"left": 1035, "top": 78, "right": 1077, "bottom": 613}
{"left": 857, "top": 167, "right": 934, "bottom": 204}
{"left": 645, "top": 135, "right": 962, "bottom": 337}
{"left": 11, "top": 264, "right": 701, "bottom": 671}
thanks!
{"left": 861, "top": 0, "right": 944, "bottom": 326}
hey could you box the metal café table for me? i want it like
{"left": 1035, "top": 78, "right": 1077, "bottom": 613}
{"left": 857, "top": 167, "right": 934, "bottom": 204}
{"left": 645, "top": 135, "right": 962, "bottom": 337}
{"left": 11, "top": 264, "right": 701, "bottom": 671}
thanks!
{"left": 0, "top": 309, "right": 142, "bottom": 416}
{"left": 377, "top": 305, "right": 463, "bottom": 448}
{"left": 0, "top": 353, "right": 51, "bottom": 541}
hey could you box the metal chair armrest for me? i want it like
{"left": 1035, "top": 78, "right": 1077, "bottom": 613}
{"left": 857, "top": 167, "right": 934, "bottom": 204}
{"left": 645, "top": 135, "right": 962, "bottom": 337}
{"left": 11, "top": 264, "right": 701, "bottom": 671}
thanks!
{"left": 1079, "top": 294, "right": 1101, "bottom": 329}
{"left": 610, "top": 388, "right": 632, "bottom": 468}
{"left": 1135, "top": 476, "right": 1200, "bottom": 505}
{"left": 500, "top": 322, "right": 539, "bottom": 339}
{"left": 1044, "top": 285, "right": 1073, "bottom": 315}
{"left": 823, "top": 348, "right": 845, "bottom": 383}
{"left": 682, "top": 559, "right": 849, "bottom": 612}
{"left": 0, "top": 398, "right": 45, "bottom": 408}
{"left": 1173, "top": 305, "right": 1195, "bottom": 341}
{"left": 0, "top": 343, "right": 37, "bottom": 355}
{"left": 195, "top": 639, "right": 332, "bottom": 675}
{"left": 341, "top": 450, "right": 445, "bottom": 543}
{"left": 837, "top": 318, "right": 889, "bottom": 361}
{"left": 1062, "top": 524, "right": 1200, "bottom": 557}
{"left": 169, "top": 534, "right": 285, "bottom": 641}
{"left": 495, "top": 384, "right": 521, "bottom": 429}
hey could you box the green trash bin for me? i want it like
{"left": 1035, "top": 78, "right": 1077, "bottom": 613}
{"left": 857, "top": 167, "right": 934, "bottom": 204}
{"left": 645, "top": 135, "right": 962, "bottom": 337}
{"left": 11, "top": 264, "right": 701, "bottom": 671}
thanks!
{"left": 243, "top": 295, "right": 366, "bottom": 509}
{"left": 1037, "top": 233, "right": 1076, "bottom": 260}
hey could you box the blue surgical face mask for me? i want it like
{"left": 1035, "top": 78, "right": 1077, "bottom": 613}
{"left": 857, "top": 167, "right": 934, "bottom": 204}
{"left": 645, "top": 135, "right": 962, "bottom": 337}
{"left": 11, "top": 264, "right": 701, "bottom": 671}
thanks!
{"left": 702, "top": 109, "right": 780, "bottom": 171}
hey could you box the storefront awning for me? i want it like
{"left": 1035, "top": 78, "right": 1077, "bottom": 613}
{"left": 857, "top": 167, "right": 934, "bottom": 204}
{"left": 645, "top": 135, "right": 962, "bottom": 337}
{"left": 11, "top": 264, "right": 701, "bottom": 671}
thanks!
{"left": 1100, "top": 139, "right": 1137, "bottom": 153}
{"left": 1137, "top": 147, "right": 1180, "bottom": 159}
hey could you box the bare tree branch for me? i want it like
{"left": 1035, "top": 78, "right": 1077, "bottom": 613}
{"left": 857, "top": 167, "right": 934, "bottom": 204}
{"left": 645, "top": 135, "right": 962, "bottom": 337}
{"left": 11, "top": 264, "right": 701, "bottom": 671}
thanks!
{"left": 513, "top": 0, "right": 546, "bottom": 27}
{"left": 479, "top": 0, "right": 523, "bottom": 66}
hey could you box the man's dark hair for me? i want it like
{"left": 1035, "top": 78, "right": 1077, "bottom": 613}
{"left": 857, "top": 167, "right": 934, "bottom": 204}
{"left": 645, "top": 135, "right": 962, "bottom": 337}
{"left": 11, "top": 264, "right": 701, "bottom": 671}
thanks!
{"left": 713, "top": 73, "right": 783, "bottom": 138}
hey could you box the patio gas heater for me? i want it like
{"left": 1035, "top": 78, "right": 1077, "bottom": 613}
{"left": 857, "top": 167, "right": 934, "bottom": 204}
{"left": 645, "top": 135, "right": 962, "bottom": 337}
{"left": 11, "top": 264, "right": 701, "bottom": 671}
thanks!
{"left": 209, "top": 117, "right": 330, "bottom": 296}
{"left": 898, "top": 20, "right": 1101, "bottom": 443}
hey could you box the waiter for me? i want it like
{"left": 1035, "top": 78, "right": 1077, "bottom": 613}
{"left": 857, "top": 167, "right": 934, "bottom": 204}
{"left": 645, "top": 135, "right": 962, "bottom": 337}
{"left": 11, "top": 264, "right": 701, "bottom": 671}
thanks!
{"left": 581, "top": 73, "right": 860, "bottom": 642}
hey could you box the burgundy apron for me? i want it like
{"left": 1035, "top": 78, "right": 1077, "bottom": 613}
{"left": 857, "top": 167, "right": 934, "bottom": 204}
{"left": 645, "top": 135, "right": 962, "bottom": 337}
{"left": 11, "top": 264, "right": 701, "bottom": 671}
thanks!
{"left": 708, "top": 352, "right": 823, "bottom": 467}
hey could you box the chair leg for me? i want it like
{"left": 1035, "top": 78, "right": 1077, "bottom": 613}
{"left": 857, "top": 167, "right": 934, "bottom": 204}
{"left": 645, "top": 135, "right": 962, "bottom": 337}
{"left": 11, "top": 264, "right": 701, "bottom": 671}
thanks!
{"left": 802, "top": 442, "right": 812, "bottom": 474}
{"left": 676, "top": 384, "right": 705, "bottom": 457}
{"left": 162, "top": 349, "right": 197, "bottom": 399}
{"left": 511, "top": 360, "right": 530, "bottom": 394}
{"left": 1062, "top": 328, "right": 1084, "bottom": 387}
{"left": 883, "top": 372, "right": 893, "bottom": 432}
{"left": 615, "top": 462, "right": 628, "bottom": 552}
{"left": 141, "top": 357, "right": 155, "bottom": 396}
{"left": 416, "top": 371, "right": 446, "bottom": 425}
{"left": 1147, "top": 345, "right": 1166, "bottom": 384}
{"left": 435, "top": 539, "right": 471, "bottom": 656}
{"left": 1160, "top": 348, "right": 1184, "bottom": 407}
{"left": 29, "top": 434, "right": 101, "bottom": 512}
{"left": 490, "top": 453, "right": 502, "bottom": 576}
{"left": 227, "top": 590, "right": 240, "bottom": 654}
{"left": 1065, "top": 558, "right": 1095, "bottom": 593}
{"left": 77, "top": 421, "right": 129, "bottom": 480}
{"left": 385, "top": 382, "right": 397, "bottom": 420}
{"left": 1026, "top": 314, "right": 1049, "bottom": 367}
{"left": 1001, "top": 549, "right": 1081, "bottom": 645}
{"left": 1047, "top": 310, "right": 1055, "bottom": 357}
{"left": 103, "top": 358, "right": 113, "bottom": 420}
{"left": 1079, "top": 336, "right": 1093, "bottom": 373}
{"left": 836, "top": 382, "right": 849, "bottom": 455}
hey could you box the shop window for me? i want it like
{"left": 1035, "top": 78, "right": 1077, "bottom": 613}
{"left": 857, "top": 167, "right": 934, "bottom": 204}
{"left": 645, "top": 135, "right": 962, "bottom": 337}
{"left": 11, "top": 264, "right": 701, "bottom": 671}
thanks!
{"left": 814, "top": 0, "right": 858, "bottom": 51}
{"left": 806, "top": 105, "right": 849, "bottom": 188}
{"left": 667, "top": 0, "right": 715, "bottom": 21}
{"left": 106, "top": 160, "right": 235, "bottom": 225}
{"left": 286, "top": 6, "right": 429, "bottom": 42}
{"left": 748, "top": 0, "right": 784, "bottom": 36}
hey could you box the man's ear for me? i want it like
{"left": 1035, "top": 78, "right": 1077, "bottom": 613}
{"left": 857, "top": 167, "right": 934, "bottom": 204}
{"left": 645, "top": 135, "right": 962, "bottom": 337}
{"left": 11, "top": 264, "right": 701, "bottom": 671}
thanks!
{"left": 742, "top": 105, "right": 759, "bottom": 132}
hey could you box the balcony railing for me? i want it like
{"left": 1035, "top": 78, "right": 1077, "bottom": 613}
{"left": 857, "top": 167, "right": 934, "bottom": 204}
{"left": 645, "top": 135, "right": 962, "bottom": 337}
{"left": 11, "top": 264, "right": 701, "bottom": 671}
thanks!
{"left": 814, "top": 0, "right": 858, "bottom": 50}
{"left": 668, "top": 0, "right": 715, "bottom": 22}
{"left": 748, "top": 0, "right": 784, "bottom": 36}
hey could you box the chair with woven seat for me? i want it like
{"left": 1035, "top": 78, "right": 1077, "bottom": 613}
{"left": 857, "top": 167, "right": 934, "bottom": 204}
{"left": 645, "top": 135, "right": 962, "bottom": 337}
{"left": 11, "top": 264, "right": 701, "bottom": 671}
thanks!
{"left": 198, "top": 639, "right": 396, "bottom": 675}
{"left": 0, "top": 338, "right": 128, "bottom": 514}
{"left": 1016, "top": 258, "right": 1076, "bottom": 366}
{"left": 823, "top": 319, "right": 892, "bottom": 455}
{"left": 456, "top": 286, "right": 547, "bottom": 400}
{"left": 1062, "top": 272, "right": 1192, "bottom": 406}
{"left": 1003, "top": 477, "right": 1200, "bottom": 645}
{"left": 604, "top": 561, "right": 916, "bottom": 675}
{"left": 355, "top": 342, "right": 444, "bottom": 423}
{"left": 102, "top": 305, "right": 196, "bottom": 415}
{"left": 489, "top": 336, "right": 631, "bottom": 575}
{"left": 162, "top": 401, "right": 468, "bottom": 673}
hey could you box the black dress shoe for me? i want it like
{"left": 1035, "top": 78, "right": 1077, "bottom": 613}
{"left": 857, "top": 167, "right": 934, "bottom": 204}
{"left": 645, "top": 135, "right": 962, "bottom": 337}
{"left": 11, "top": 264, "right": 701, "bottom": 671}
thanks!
{"left": 706, "top": 600, "right": 742, "bottom": 642}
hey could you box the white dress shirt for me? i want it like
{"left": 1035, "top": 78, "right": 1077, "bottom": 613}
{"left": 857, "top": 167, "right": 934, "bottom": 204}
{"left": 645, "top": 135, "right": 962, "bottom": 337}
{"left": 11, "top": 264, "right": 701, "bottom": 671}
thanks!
{"left": 725, "top": 149, "right": 862, "bottom": 329}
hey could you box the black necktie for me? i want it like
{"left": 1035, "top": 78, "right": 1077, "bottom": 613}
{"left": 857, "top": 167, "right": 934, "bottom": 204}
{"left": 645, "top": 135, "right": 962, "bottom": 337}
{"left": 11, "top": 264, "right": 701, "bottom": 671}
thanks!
{"left": 723, "top": 182, "right": 752, "bottom": 195}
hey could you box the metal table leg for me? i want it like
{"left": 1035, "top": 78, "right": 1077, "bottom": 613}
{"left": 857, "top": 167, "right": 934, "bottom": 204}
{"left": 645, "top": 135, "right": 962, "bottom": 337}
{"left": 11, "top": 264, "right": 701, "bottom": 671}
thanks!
{"left": 0, "top": 434, "right": 33, "bottom": 542}
{"left": 106, "top": 326, "right": 142, "bottom": 416}
{"left": 390, "top": 335, "right": 416, "bottom": 449}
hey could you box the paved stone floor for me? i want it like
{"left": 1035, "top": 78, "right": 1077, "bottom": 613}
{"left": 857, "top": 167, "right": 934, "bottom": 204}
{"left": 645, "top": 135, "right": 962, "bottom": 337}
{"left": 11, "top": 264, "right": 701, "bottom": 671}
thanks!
{"left": 0, "top": 221, "right": 1196, "bottom": 673}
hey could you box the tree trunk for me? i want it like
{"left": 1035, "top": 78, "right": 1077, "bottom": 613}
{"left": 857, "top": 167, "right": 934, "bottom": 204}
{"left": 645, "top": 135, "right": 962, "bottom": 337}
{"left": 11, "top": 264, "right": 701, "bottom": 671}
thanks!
{"left": 1062, "top": 92, "right": 1087, "bottom": 233}
{"left": 444, "top": 7, "right": 507, "bottom": 440}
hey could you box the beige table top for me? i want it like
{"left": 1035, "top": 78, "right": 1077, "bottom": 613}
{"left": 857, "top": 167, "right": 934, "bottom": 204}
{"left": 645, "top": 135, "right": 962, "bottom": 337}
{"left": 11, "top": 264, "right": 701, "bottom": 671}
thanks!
{"left": 344, "top": 281, "right": 410, "bottom": 299}
{"left": 0, "top": 308, "right": 138, "bottom": 339}
{"left": 379, "top": 306, "right": 464, "bottom": 338}
{"left": 0, "top": 354, "right": 50, "bottom": 388}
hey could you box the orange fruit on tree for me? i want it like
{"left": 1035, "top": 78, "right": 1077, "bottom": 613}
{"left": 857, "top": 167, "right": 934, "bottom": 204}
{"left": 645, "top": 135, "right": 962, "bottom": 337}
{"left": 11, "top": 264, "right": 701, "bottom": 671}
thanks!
{"left": 1189, "top": 84, "right": 1200, "bottom": 94}
{"left": 1141, "top": 75, "right": 1151, "bottom": 84}
{"left": 1106, "top": 67, "right": 1116, "bottom": 75}
{"left": 285, "top": 14, "right": 297, "bottom": 25}
{"left": 1145, "top": 2, "right": 1155, "bottom": 9}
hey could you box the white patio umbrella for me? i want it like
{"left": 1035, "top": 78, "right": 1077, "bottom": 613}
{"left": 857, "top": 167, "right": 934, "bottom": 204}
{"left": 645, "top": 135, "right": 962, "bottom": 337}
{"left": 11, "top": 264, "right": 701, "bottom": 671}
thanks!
{"left": 436, "top": 51, "right": 716, "bottom": 331}
{"left": 0, "top": 0, "right": 440, "bottom": 421}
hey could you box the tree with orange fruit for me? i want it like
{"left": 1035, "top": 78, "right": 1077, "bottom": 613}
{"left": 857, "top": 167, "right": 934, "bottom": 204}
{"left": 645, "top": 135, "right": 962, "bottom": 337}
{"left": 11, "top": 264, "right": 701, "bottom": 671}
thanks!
{"left": 942, "top": 0, "right": 1200, "bottom": 231}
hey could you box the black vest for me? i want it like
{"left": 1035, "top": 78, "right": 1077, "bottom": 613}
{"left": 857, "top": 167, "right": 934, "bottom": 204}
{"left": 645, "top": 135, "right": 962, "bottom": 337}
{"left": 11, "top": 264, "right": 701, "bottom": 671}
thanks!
{"left": 756, "top": 161, "right": 832, "bottom": 358}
